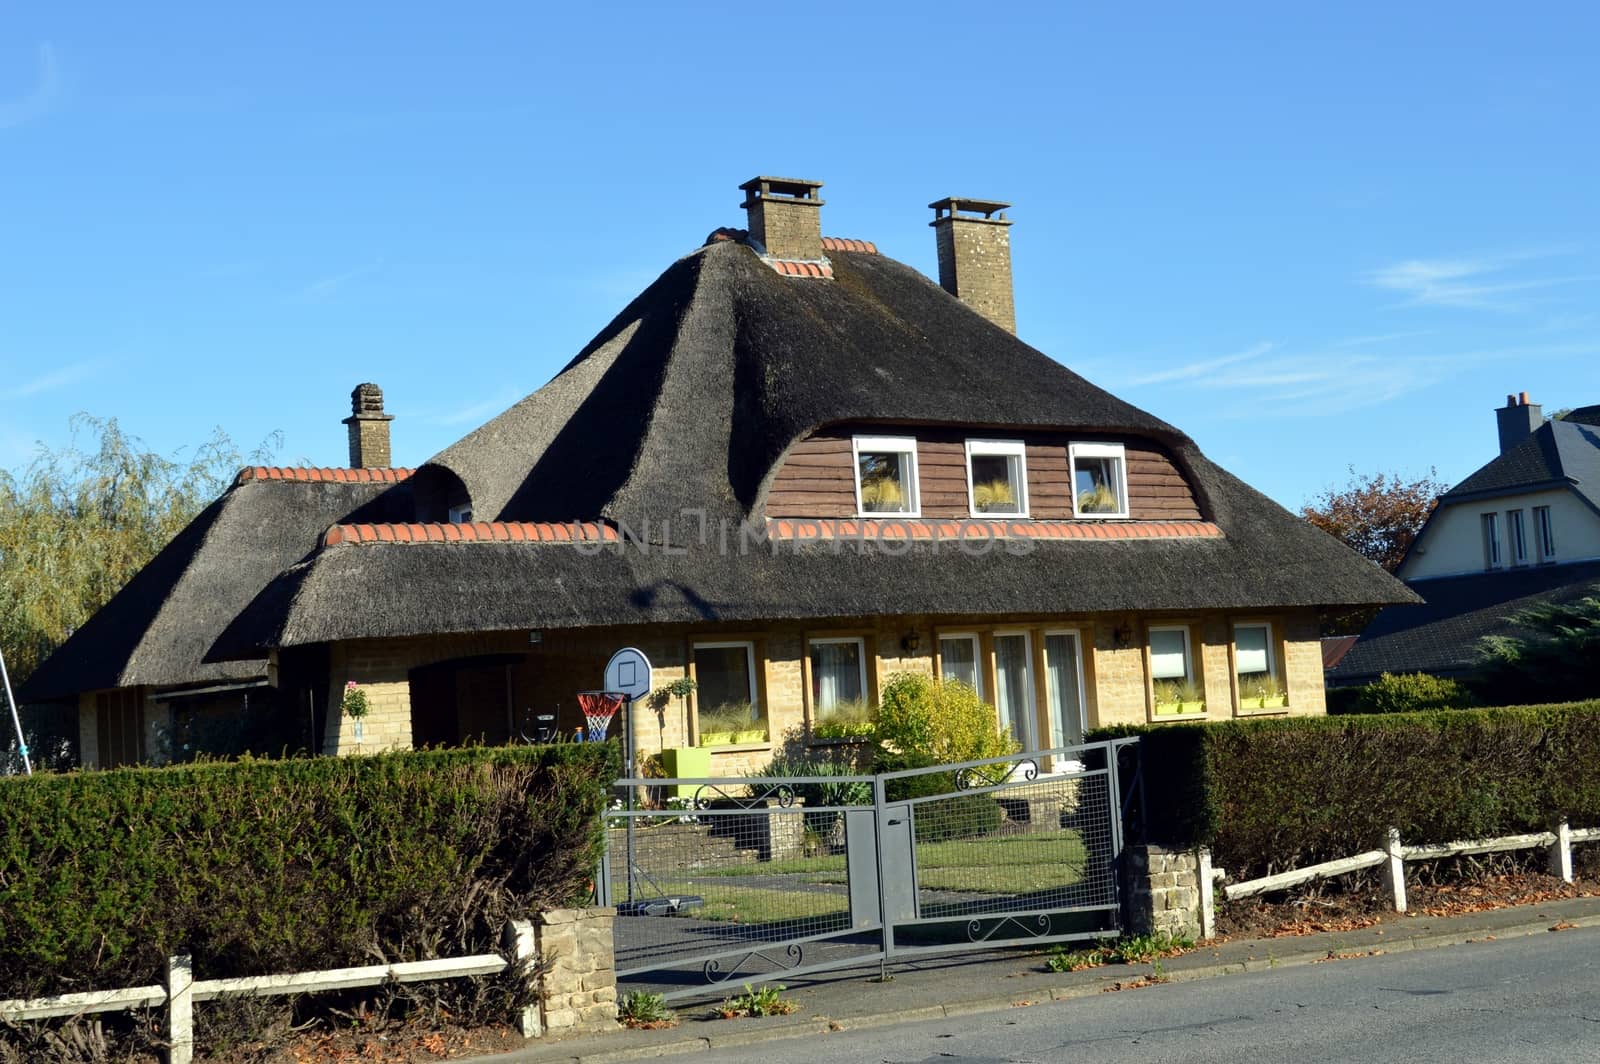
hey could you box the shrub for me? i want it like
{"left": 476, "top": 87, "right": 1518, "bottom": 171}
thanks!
{"left": 0, "top": 743, "right": 618, "bottom": 1000}
{"left": 873, "top": 673, "right": 1013, "bottom": 766}
{"left": 1090, "top": 701, "right": 1600, "bottom": 879}
{"left": 1350, "top": 672, "right": 1475, "bottom": 714}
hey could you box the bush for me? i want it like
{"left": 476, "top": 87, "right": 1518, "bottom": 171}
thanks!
{"left": 873, "top": 673, "right": 1014, "bottom": 766}
{"left": 1089, "top": 701, "right": 1600, "bottom": 879}
{"left": 1348, "top": 672, "right": 1475, "bottom": 714}
{"left": 0, "top": 743, "right": 618, "bottom": 999}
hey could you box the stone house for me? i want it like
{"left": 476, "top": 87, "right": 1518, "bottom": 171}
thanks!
{"left": 23, "top": 175, "right": 1411, "bottom": 772}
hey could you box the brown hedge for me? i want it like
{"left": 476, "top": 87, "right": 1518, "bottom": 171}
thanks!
{"left": 1091, "top": 701, "right": 1600, "bottom": 879}
{"left": 0, "top": 743, "right": 618, "bottom": 999}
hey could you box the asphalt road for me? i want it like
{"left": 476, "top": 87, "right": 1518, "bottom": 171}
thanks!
{"left": 694, "top": 926, "right": 1600, "bottom": 1063}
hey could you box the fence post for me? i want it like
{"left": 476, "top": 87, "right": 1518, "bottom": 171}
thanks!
{"left": 165, "top": 955, "right": 193, "bottom": 1064}
{"left": 502, "top": 919, "right": 542, "bottom": 1038}
{"left": 1197, "top": 847, "right": 1217, "bottom": 940}
{"left": 1549, "top": 821, "right": 1574, "bottom": 884}
{"left": 1384, "top": 828, "right": 1407, "bottom": 913}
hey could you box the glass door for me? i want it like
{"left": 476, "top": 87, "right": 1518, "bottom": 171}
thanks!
{"left": 993, "top": 632, "right": 1036, "bottom": 751}
{"left": 1043, "top": 631, "right": 1086, "bottom": 755}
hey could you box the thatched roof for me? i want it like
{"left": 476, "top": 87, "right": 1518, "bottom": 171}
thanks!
{"left": 414, "top": 241, "right": 1196, "bottom": 530}
{"left": 20, "top": 471, "right": 412, "bottom": 702}
{"left": 217, "top": 448, "right": 1412, "bottom": 654}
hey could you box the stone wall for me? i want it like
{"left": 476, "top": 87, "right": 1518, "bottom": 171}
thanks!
{"left": 533, "top": 907, "right": 618, "bottom": 1035}
{"left": 1124, "top": 843, "right": 1210, "bottom": 941}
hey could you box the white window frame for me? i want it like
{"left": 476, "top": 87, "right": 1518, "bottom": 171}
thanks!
{"left": 991, "top": 629, "right": 1037, "bottom": 750}
{"left": 448, "top": 503, "right": 473, "bottom": 524}
{"left": 1507, "top": 509, "right": 1528, "bottom": 566}
{"left": 1534, "top": 506, "right": 1556, "bottom": 561}
{"left": 937, "top": 632, "right": 984, "bottom": 699}
{"left": 1232, "top": 621, "right": 1277, "bottom": 681}
{"left": 1482, "top": 512, "right": 1502, "bottom": 569}
{"left": 1042, "top": 627, "right": 1088, "bottom": 753}
{"left": 851, "top": 435, "right": 921, "bottom": 518}
{"left": 691, "top": 640, "right": 761, "bottom": 726}
{"left": 1068, "top": 442, "right": 1130, "bottom": 519}
{"left": 964, "top": 439, "right": 1030, "bottom": 518}
{"left": 807, "top": 635, "right": 869, "bottom": 719}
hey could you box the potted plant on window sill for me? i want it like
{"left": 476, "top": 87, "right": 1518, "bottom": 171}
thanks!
{"left": 697, "top": 704, "right": 764, "bottom": 747}
{"left": 1153, "top": 679, "right": 1205, "bottom": 716}
{"left": 1242, "top": 677, "right": 1288, "bottom": 710}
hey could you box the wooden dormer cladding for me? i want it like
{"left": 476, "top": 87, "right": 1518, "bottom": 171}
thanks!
{"left": 764, "top": 424, "right": 1202, "bottom": 521}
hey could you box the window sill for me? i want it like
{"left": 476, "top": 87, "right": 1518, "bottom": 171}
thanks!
{"left": 701, "top": 741, "right": 773, "bottom": 754}
{"left": 1150, "top": 709, "right": 1208, "bottom": 722}
{"left": 1235, "top": 705, "right": 1293, "bottom": 718}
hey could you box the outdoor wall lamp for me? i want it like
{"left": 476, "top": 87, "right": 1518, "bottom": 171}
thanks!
{"left": 901, "top": 631, "right": 922, "bottom": 654}
{"left": 1112, "top": 623, "right": 1133, "bottom": 649}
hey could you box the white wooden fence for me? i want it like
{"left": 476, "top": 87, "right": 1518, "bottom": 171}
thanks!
{"left": 0, "top": 920, "right": 540, "bottom": 1064}
{"left": 1222, "top": 821, "right": 1600, "bottom": 913}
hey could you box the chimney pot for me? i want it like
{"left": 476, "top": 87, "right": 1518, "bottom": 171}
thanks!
{"left": 739, "top": 176, "right": 825, "bottom": 261}
{"left": 1520, "top": 390, "right": 1531, "bottom": 405}
{"left": 342, "top": 382, "right": 394, "bottom": 469}
{"left": 929, "top": 196, "right": 1017, "bottom": 334}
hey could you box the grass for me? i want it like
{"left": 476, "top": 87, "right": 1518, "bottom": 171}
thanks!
{"left": 1045, "top": 930, "right": 1196, "bottom": 973}
{"left": 615, "top": 830, "right": 1089, "bottom": 924}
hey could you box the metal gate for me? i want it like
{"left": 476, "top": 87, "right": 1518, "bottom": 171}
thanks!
{"left": 602, "top": 738, "right": 1135, "bottom": 1001}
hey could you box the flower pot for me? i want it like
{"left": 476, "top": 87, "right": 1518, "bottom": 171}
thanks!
{"left": 1260, "top": 695, "right": 1287, "bottom": 709}
{"left": 698, "top": 731, "right": 734, "bottom": 748}
{"left": 1155, "top": 700, "right": 1206, "bottom": 717}
{"left": 734, "top": 728, "right": 768, "bottom": 744}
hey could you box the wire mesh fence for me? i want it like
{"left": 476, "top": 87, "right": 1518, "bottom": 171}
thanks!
{"left": 606, "top": 740, "right": 1134, "bottom": 1001}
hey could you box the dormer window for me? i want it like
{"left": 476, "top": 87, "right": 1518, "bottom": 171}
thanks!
{"left": 852, "top": 436, "right": 920, "bottom": 516}
{"left": 448, "top": 504, "right": 473, "bottom": 524}
{"left": 966, "top": 440, "right": 1028, "bottom": 516}
{"left": 1069, "top": 443, "right": 1129, "bottom": 518}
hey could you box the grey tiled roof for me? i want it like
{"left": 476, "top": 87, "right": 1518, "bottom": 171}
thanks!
{"left": 1447, "top": 418, "right": 1600, "bottom": 515}
{"left": 1328, "top": 559, "right": 1600, "bottom": 684}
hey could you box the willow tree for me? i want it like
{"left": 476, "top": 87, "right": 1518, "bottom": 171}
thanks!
{"left": 1, "top": 416, "right": 276, "bottom": 767}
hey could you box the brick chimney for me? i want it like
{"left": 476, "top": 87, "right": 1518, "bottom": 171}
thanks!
{"left": 1496, "top": 391, "right": 1542, "bottom": 455}
{"left": 739, "top": 176, "right": 824, "bottom": 261}
{"left": 930, "top": 197, "right": 1015, "bottom": 334}
{"left": 342, "top": 383, "right": 393, "bottom": 468}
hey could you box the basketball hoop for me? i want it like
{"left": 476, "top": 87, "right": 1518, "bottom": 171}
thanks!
{"left": 576, "top": 690, "right": 625, "bottom": 742}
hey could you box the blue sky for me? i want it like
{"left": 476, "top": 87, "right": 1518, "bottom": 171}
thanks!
{"left": 2, "top": 3, "right": 1595, "bottom": 509}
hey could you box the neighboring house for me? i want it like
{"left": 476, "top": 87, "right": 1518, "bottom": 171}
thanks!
{"left": 23, "top": 175, "right": 1410, "bottom": 772}
{"left": 1330, "top": 396, "right": 1600, "bottom": 686}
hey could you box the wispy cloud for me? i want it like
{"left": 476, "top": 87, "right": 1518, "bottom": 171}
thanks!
{"left": 294, "top": 258, "right": 385, "bottom": 303}
{"left": 425, "top": 388, "right": 525, "bottom": 427}
{"left": 1331, "top": 329, "right": 1435, "bottom": 348}
{"left": 1127, "top": 342, "right": 1273, "bottom": 386}
{"left": 1365, "top": 252, "right": 1598, "bottom": 311}
{"left": 2, "top": 360, "right": 101, "bottom": 400}
{"left": 0, "top": 43, "right": 62, "bottom": 130}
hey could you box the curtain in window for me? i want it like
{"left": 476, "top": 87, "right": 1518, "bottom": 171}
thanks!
{"left": 1044, "top": 633, "right": 1083, "bottom": 747}
{"left": 1149, "top": 630, "right": 1189, "bottom": 681}
{"left": 939, "top": 637, "right": 981, "bottom": 695}
{"left": 993, "top": 634, "right": 1034, "bottom": 748}
{"left": 811, "top": 641, "right": 863, "bottom": 716}
{"left": 1235, "top": 625, "right": 1270, "bottom": 677}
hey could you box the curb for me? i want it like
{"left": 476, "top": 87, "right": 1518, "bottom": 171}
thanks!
{"left": 463, "top": 912, "right": 1600, "bottom": 1064}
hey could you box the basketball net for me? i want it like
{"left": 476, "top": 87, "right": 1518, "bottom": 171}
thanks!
{"left": 576, "top": 691, "right": 625, "bottom": 742}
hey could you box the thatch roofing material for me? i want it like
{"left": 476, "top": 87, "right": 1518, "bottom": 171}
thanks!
{"left": 19, "top": 477, "right": 411, "bottom": 702}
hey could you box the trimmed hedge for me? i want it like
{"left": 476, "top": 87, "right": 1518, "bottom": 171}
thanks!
{"left": 1091, "top": 701, "right": 1600, "bottom": 879}
{"left": 0, "top": 743, "right": 618, "bottom": 999}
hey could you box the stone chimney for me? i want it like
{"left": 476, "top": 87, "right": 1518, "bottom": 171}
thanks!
{"left": 342, "top": 383, "right": 393, "bottom": 468}
{"left": 1496, "top": 391, "right": 1542, "bottom": 455}
{"left": 739, "top": 176, "right": 824, "bottom": 261}
{"left": 930, "top": 197, "right": 1015, "bottom": 334}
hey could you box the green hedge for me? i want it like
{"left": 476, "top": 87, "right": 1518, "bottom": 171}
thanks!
{"left": 1090, "top": 701, "right": 1600, "bottom": 879}
{"left": 0, "top": 743, "right": 618, "bottom": 999}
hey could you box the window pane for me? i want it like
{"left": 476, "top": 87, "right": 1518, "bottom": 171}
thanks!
{"left": 1044, "top": 633, "right": 1083, "bottom": 747}
{"left": 859, "top": 451, "right": 911, "bottom": 513}
{"left": 694, "top": 645, "right": 755, "bottom": 719}
{"left": 1235, "top": 625, "right": 1270, "bottom": 677}
{"left": 1150, "top": 629, "right": 1189, "bottom": 681}
{"left": 940, "top": 637, "right": 981, "bottom": 695}
{"left": 970, "top": 453, "right": 1023, "bottom": 514}
{"left": 994, "top": 634, "right": 1034, "bottom": 748}
{"left": 811, "top": 641, "right": 864, "bottom": 716}
{"left": 1075, "top": 456, "right": 1124, "bottom": 514}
